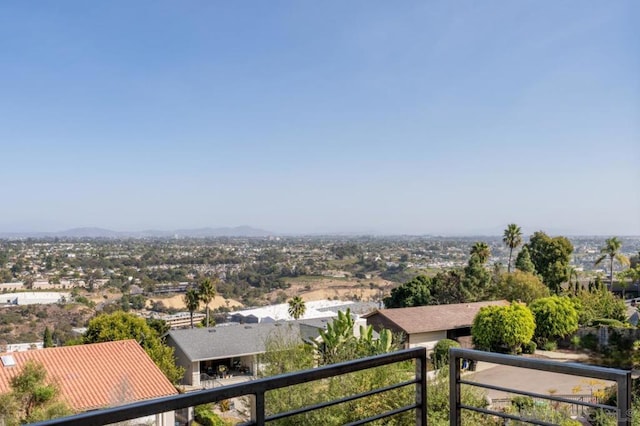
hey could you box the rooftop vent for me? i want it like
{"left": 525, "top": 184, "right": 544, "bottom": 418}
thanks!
{"left": 1, "top": 355, "right": 16, "bottom": 367}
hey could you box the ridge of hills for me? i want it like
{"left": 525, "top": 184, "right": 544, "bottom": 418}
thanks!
{"left": 0, "top": 226, "right": 273, "bottom": 239}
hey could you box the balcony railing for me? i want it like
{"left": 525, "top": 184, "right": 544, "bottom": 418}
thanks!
{"left": 449, "top": 347, "right": 633, "bottom": 426}
{"left": 33, "top": 347, "right": 428, "bottom": 426}
{"left": 28, "top": 346, "right": 635, "bottom": 426}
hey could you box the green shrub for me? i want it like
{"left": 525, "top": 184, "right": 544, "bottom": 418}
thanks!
{"left": 522, "top": 341, "right": 537, "bottom": 354}
{"left": 511, "top": 396, "right": 534, "bottom": 411}
{"left": 431, "top": 339, "right": 460, "bottom": 368}
{"left": 580, "top": 333, "right": 598, "bottom": 351}
{"left": 588, "top": 318, "right": 626, "bottom": 328}
{"left": 194, "top": 404, "right": 230, "bottom": 426}
{"left": 541, "top": 340, "right": 557, "bottom": 351}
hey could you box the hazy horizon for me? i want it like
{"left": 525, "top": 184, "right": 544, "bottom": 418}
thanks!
{"left": 1, "top": 1, "right": 638, "bottom": 236}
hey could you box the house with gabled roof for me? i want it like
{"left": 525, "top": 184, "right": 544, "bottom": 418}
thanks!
{"left": 0, "top": 340, "right": 178, "bottom": 425}
{"left": 363, "top": 300, "right": 509, "bottom": 351}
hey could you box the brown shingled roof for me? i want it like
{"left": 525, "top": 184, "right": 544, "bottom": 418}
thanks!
{"left": 363, "top": 300, "right": 509, "bottom": 334}
{"left": 0, "top": 340, "right": 177, "bottom": 411}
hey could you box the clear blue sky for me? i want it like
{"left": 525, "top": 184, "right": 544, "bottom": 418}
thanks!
{"left": 1, "top": 1, "right": 638, "bottom": 235}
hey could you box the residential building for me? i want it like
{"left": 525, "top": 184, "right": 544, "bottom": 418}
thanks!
{"left": 0, "top": 340, "right": 178, "bottom": 425}
{"left": 364, "top": 300, "right": 509, "bottom": 351}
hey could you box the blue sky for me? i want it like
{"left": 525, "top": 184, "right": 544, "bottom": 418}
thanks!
{"left": 1, "top": 1, "right": 638, "bottom": 235}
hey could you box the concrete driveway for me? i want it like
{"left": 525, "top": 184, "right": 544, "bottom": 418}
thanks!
{"left": 464, "top": 359, "right": 614, "bottom": 400}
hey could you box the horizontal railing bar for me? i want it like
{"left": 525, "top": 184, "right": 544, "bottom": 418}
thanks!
{"left": 343, "top": 403, "right": 418, "bottom": 426}
{"left": 459, "top": 379, "right": 616, "bottom": 411}
{"left": 451, "top": 348, "right": 628, "bottom": 381}
{"left": 264, "top": 378, "right": 418, "bottom": 422}
{"left": 460, "top": 404, "right": 558, "bottom": 426}
{"left": 33, "top": 347, "right": 426, "bottom": 426}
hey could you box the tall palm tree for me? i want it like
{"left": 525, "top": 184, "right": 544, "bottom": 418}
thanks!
{"left": 184, "top": 288, "right": 200, "bottom": 328}
{"left": 288, "top": 296, "right": 306, "bottom": 320}
{"left": 595, "top": 237, "right": 630, "bottom": 288}
{"left": 470, "top": 242, "right": 491, "bottom": 265}
{"left": 503, "top": 224, "right": 523, "bottom": 273}
{"left": 198, "top": 278, "right": 216, "bottom": 327}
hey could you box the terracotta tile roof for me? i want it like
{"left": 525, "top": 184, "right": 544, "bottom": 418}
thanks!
{"left": 363, "top": 300, "right": 509, "bottom": 334}
{"left": 0, "top": 340, "right": 177, "bottom": 411}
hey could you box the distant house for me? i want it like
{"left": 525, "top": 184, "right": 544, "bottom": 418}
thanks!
{"left": 1, "top": 292, "right": 70, "bottom": 306}
{"left": 0, "top": 282, "right": 24, "bottom": 292}
{"left": 363, "top": 300, "right": 509, "bottom": 351}
{"left": 0, "top": 340, "right": 178, "bottom": 425}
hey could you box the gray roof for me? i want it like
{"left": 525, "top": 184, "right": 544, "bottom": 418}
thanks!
{"left": 167, "top": 322, "right": 306, "bottom": 362}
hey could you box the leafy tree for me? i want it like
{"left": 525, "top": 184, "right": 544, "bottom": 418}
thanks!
{"left": 470, "top": 242, "right": 491, "bottom": 265}
{"left": 146, "top": 318, "right": 170, "bottom": 338}
{"left": 287, "top": 296, "right": 306, "bottom": 320}
{"left": 494, "top": 271, "right": 549, "bottom": 304}
{"left": 529, "top": 296, "right": 578, "bottom": 346}
{"left": 594, "top": 237, "right": 630, "bottom": 288}
{"left": 503, "top": 224, "right": 523, "bottom": 273}
{"left": 184, "top": 287, "right": 200, "bottom": 329}
{"left": 571, "top": 286, "right": 627, "bottom": 326}
{"left": 429, "top": 271, "right": 465, "bottom": 305}
{"left": 523, "top": 232, "right": 573, "bottom": 293}
{"left": 198, "top": 278, "right": 216, "bottom": 327}
{"left": 461, "top": 255, "right": 493, "bottom": 302}
{"left": 83, "top": 312, "right": 184, "bottom": 384}
{"left": 0, "top": 360, "right": 72, "bottom": 425}
{"left": 43, "top": 326, "right": 54, "bottom": 348}
{"left": 515, "top": 246, "right": 535, "bottom": 273}
{"left": 384, "top": 275, "right": 430, "bottom": 308}
{"left": 472, "top": 302, "right": 535, "bottom": 353}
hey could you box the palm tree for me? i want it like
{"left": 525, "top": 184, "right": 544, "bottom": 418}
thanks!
{"left": 503, "top": 224, "right": 522, "bottom": 273}
{"left": 470, "top": 242, "right": 491, "bottom": 265}
{"left": 594, "top": 237, "right": 630, "bottom": 288}
{"left": 288, "top": 296, "right": 306, "bottom": 320}
{"left": 184, "top": 288, "right": 200, "bottom": 328}
{"left": 566, "top": 265, "right": 579, "bottom": 294}
{"left": 198, "top": 278, "right": 217, "bottom": 327}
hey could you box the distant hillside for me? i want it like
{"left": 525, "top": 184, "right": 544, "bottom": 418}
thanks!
{"left": 0, "top": 226, "right": 273, "bottom": 239}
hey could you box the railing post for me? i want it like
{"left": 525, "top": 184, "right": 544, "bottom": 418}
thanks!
{"left": 617, "top": 371, "right": 632, "bottom": 425}
{"left": 415, "top": 347, "right": 428, "bottom": 425}
{"left": 449, "top": 349, "right": 461, "bottom": 426}
{"left": 249, "top": 392, "right": 265, "bottom": 425}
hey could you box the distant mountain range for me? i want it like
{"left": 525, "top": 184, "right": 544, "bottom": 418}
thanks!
{"left": 0, "top": 226, "right": 273, "bottom": 239}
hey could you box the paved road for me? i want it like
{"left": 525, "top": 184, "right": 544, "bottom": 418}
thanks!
{"left": 464, "top": 362, "right": 614, "bottom": 400}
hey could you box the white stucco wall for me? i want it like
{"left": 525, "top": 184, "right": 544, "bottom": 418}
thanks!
{"left": 408, "top": 331, "right": 447, "bottom": 351}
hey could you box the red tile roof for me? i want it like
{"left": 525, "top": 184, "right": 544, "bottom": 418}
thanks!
{"left": 0, "top": 340, "right": 177, "bottom": 411}
{"left": 363, "top": 300, "right": 510, "bottom": 334}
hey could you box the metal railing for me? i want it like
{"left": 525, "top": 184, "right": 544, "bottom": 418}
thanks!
{"left": 33, "top": 347, "right": 427, "bottom": 426}
{"left": 449, "top": 347, "right": 632, "bottom": 426}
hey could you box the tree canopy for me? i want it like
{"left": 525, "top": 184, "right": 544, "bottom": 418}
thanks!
{"left": 83, "top": 311, "right": 184, "bottom": 384}
{"left": 515, "top": 246, "right": 535, "bottom": 273}
{"left": 383, "top": 275, "right": 431, "bottom": 308}
{"left": 494, "top": 271, "right": 549, "bottom": 304}
{"left": 472, "top": 302, "right": 535, "bottom": 353}
{"left": 0, "top": 360, "right": 72, "bottom": 425}
{"left": 529, "top": 296, "right": 579, "bottom": 346}
{"left": 523, "top": 232, "right": 573, "bottom": 293}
